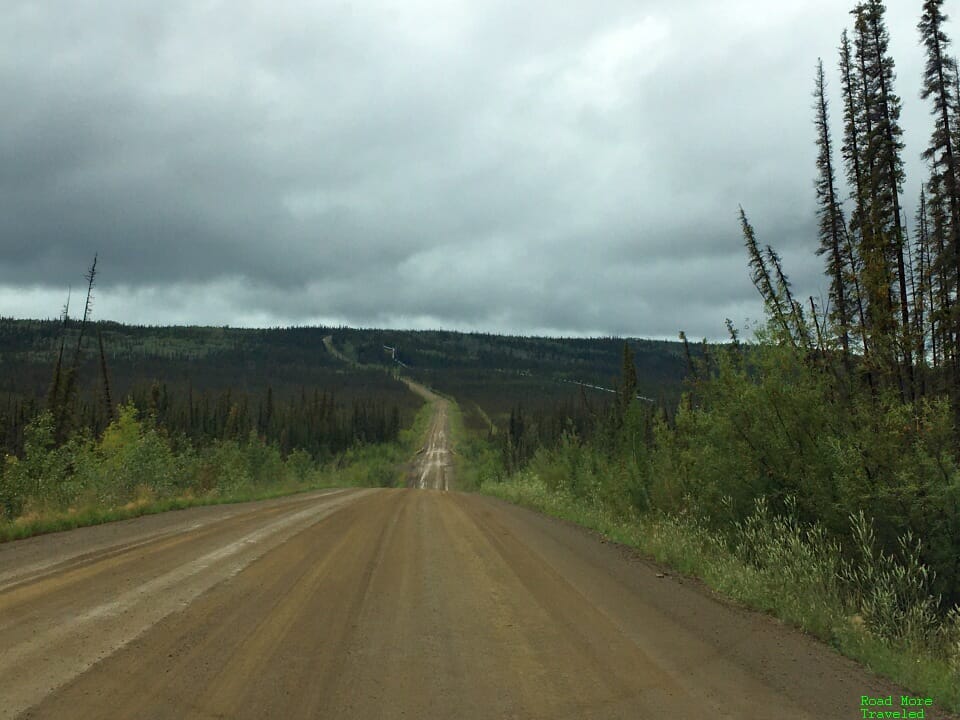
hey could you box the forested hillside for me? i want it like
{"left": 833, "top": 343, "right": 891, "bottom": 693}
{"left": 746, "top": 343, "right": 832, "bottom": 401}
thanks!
{"left": 0, "top": 312, "right": 690, "bottom": 535}
{"left": 0, "top": 314, "right": 438, "bottom": 534}
{"left": 0, "top": 318, "right": 691, "bottom": 457}
{"left": 326, "top": 326, "right": 692, "bottom": 431}
{"left": 0, "top": 319, "right": 420, "bottom": 459}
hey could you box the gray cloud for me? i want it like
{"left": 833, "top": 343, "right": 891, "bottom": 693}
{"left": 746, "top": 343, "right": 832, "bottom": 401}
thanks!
{"left": 0, "top": 0, "right": 935, "bottom": 339}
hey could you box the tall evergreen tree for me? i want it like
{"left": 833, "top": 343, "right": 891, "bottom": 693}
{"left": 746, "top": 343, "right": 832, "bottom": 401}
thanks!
{"left": 854, "top": 2, "right": 911, "bottom": 394}
{"left": 840, "top": 29, "right": 868, "bottom": 238}
{"left": 97, "top": 329, "right": 114, "bottom": 424}
{"left": 838, "top": 29, "right": 873, "bottom": 360}
{"left": 767, "top": 245, "right": 812, "bottom": 351}
{"left": 850, "top": 20, "right": 896, "bottom": 368}
{"left": 928, "top": 169, "right": 954, "bottom": 373}
{"left": 619, "top": 341, "right": 638, "bottom": 420}
{"left": 813, "top": 58, "right": 852, "bottom": 361}
{"left": 56, "top": 255, "right": 97, "bottom": 442}
{"left": 46, "top": 290, "right": 71, "bottom": 412}
{"left": 919, "top": 0, "right": 960, "bottom": 385}
{"left": 914, "top": 192, "right": 932, "bottom": 366}
{"left": 920, "top": 0, "right": 960, "bottom": 229}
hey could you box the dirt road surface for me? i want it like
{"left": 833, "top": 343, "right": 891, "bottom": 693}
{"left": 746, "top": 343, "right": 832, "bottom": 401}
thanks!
{"left": 321, "top": 335, "right": 354, "bottom": 365}
{"left": 321, "top": 337, "right": 454, "bottom": 491}
{"left": 403, "top": 379, "right": 453, "bottom": 490}
{"left": 2, "top": 401, "right": 950, "bottom": 718}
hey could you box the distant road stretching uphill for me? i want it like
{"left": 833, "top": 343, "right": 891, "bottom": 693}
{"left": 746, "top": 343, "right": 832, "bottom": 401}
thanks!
{"left": 403, "top": 378, "right": 453, "bottom": 490}
{"left": 1, "top": 398, "right": 950, "bottom": 719}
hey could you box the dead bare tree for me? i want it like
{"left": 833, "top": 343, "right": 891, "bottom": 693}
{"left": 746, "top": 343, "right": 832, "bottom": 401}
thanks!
{"left": 55, "top": 255, "right": 97, "bottom": 443}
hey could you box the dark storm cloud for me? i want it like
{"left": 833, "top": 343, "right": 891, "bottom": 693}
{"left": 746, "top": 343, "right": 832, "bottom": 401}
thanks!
{"left": 0, "top": 0, "right": 935, "bottom": 338}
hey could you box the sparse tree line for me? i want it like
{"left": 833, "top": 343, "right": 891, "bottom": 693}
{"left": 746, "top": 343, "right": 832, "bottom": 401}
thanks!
{"left": 128, "top": 383, "right": 403, "bottom": 459}
{"left": 743, "top": 0, "right": 960, "bottom": 407}
{"left": 0, "top": 261, "right": 416, "bottom": 523}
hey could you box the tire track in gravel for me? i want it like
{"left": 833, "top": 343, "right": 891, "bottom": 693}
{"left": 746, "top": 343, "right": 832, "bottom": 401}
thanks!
{"left": 11, "top": 488, "right": 954, "bottom": 720}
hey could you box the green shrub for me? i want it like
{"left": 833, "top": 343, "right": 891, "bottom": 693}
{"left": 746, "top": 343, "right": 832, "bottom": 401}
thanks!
{"left": 286, "top": 448, "right": 314, "bottom": 482}
{"left": 201, "top": 440, "right": 252, "bottom": 495}
{"left": 1, "top": 411, "right": 77, "bottom": 515}
{"left": 96, "top": 403, "right": 177, "bottom": 502}
{"left": 243, "top": 432, "right": 287, "bottom": 485}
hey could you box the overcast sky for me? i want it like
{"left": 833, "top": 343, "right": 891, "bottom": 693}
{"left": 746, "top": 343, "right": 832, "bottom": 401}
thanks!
{"left": 0, "top": 0, "right": 943, "bottom": 339}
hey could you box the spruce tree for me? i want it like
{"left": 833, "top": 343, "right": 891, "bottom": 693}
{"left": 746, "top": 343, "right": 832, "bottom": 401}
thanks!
{"left": 840, "top": 29, "right": 868, "bottom": 238}
{"left": 767, "top": 245, "right": 812, "bottom": 350}
{"left": 914, "top": 191, "right": 932, "bottom": 367}
{"left": 928, "top": 170, "right": 953, "bottom": 373}
{"left": 619, "top": 341, "right": 638, "bottom": 420}
{"left": 813, "top": 58, "right": 852, "bottom": 361}
{"left": 854, "top": 2, "right": 910, "bottom": 393}
{"left": 46, "top": 290, "right": 71, "bottom": 413}
{"left": 919, "top": 0, "right": 960, "bottom": 383}
{"left": 97, "top": 329, "right": 114, "bottom": 424}
{"left": 56, "top": 255, "right": 97, "bottom": 443}
{"left": 838, "top": 29, "right": 873, "bottom": 360}
{"left": 740, "top": 207, "right": 794, "bottom": 346}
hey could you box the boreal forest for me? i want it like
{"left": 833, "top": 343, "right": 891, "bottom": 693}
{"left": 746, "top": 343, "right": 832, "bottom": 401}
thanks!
{"left": 3, "top": 0, "right": 960, "bottom": 712}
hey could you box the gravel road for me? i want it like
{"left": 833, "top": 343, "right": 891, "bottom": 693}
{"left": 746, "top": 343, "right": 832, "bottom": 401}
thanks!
{"left": 1, "top": 398, "right": 949, "bottom": 719}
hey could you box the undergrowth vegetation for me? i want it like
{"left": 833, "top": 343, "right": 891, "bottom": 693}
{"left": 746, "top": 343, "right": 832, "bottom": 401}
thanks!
{"left": 445, "top": 397, "right": 501, "bottom": 491}
{"left": 477, "top": 336, "right": 960, "bottom": 708}
{"left": 0, "top": 399, "right": 431, "bottom": 542}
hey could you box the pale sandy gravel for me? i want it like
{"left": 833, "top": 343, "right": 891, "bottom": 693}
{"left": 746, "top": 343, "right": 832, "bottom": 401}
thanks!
{"left": 400, "top": 377, "right": 455, "bottom": 491}
{"left": 0, "top": 489, "right": 369, "bottom": 720}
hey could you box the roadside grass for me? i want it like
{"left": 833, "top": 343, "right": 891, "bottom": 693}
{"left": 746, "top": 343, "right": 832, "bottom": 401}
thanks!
{"left": 399, "top": 395, "right": 435, "bottom": 454}
{"left": 445, "top": 398, "right": 503, "bottom": 492}
{"left": 0, "top": 478, "right": 341, "bottom": 543}
{"left": 445, "top": 399, "right": 479, "bottom": 491}
{"left": 327, "top": 399, "right": 434, "bottom": 489}
{"left": 481, "top": 472, "right": 960, "bottom": 714}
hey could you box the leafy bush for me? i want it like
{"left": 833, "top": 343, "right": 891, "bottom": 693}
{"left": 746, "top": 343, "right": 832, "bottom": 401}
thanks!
{"left": 95, "top": 403, "right": 177, "bottom": 502}
{"left": 243, "top": 432, "right": 287, "bottom": 485}
{"left": 1, "top": 412, "right": 75, "bottom": 517}
{"left": 286, "top": 448, "right": 314, "bottom": 482}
